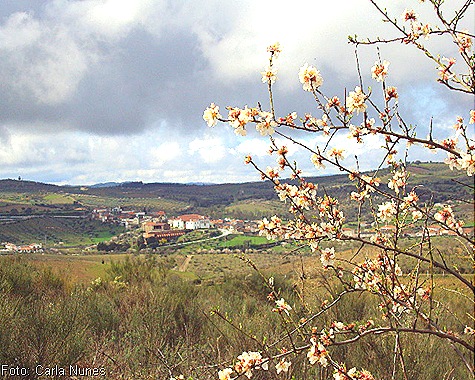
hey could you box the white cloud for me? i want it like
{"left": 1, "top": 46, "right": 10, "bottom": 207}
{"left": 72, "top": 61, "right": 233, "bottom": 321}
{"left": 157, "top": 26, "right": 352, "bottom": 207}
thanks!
{"left": 86, "top": 0, "right": 151, "bottom": 33}
{"left": 0, "top": 12, "right": 42, "bottom": 50}
{"left": 234, "top": 138, "right": 271, "bottom": 158}
{"left": 55, "top": 0, "right": 166, "bottom": 39}
{"left": 0, "top": 131, "right": 87, "bottom": 166}
{"left": 0, "top": 0, "right": 472, "bottom": 185}
{"left": 0, "top": 0, "right": 171, "bottom": 106}
{"left": 194, "top": 0, "right": 473, "bottom": 91}
{"left": 149, "top": 142, "right": 181, "bottom": 167}
{"left": 188, "top": 136, "right": 226, "bottom": 164}
{"left": 194, "top": 1, "right": 386, "bottom": 87}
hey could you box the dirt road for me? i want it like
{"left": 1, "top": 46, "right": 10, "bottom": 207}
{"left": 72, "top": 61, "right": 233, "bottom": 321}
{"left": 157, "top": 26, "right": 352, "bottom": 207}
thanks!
{"left": 178, "top": 255, "right": 193, "bottom": 272}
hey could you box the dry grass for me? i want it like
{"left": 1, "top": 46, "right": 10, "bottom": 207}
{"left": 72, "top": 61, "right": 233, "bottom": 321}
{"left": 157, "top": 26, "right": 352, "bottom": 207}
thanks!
{"left": 16, "top": 253, "right": 132, "bottom": 284}
{"left": 0, "top": 249, "right": 472, "bottom": 379}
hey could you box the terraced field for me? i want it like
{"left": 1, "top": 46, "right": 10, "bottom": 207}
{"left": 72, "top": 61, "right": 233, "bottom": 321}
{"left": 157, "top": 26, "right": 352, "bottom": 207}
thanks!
{"left": 0, "top": 216, "right": 124, "bottom": 246}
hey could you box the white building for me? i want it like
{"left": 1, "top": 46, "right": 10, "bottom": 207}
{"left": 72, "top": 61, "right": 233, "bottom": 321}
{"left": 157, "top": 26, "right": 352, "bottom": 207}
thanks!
{"left": 169, "top": 214, "right": 211, "bottom": 230}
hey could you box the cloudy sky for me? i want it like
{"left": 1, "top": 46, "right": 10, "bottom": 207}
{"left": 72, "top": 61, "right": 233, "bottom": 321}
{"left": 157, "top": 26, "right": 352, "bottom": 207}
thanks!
{"left": 0, "top": 0, "right": 473, "bottom": 185}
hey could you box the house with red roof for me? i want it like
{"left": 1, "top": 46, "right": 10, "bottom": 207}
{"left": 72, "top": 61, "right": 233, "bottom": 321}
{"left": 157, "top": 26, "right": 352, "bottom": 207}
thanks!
{"left": 169, "top": 214, "right": 211, "bottom": 230}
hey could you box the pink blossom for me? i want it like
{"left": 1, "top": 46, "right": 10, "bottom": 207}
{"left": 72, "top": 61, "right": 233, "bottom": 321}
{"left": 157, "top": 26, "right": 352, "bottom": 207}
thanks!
{"left": 267, "top": 42, "right": 281, "bottom": 57}
{"left": 203, "top": 103, "right": 222, "bottom": 127}
{"left": 361, "top": 174, "right": 380, "bottom": 193}
{"left": 385, "top": 86, "right": 398, "bottom": 101}
{"left": 218, "top": 368, "right": 233, "bottom": 380}
{"left": 348, "top": 120, "right": 373, "bottom": 143}
{"left": 464, "top": 326, "right": 475, "bottom": 336}
{"left": 279, "top": 112, "right": 298, "bottom": 125}
{"left": 440, "top": 138, "right": 457, "bottom": 150}
{"left": 311, "top": 153, "right": 326, "bottom": 169}
{"left": 433, "top": 204, "right": 464, "bottom": 232}
{"left": 402, "top": 9, "right": 418, "bottom": 22}
{"left": 275, "top": 359, "right": 291, "bottom": 374}
{"left": 328, "top": 148, "right": 345, "bottom": 160}
{"left": 320, "top": 247, "right": 336, "bottom": 268}
{"left": 346, "top": 87, "right": 367, "bottom": 114}
{"left": 307, "top": 338, "right": 328, "bottom": 366}
{"left": 327, "top": 96, "right": 341, "bottom": 109}
{"left": 459, "top": 152, "right": 475, "bottom": 176}
{"left": 256, "top": 111, "right": 277, "bottom": 136}
{"left": 412, "top": 210, "right": 423, "bottom": 221}
{"left": 371, "top": 60, "right": 390, "bottom": 82}
{"left": 351, "top": 191, "right": 368, "bottom": 202}
{"left": 377, "top": 201, "right": 397, "bottom": 222}
{"left": 444, "top": 153, "right": 460, "bottom": 171}
{"left": 299, "top": 63, "right": 323, "bottom": 91}
{"left": 235, "top": 351, "right": 268, "bottom": 378}
{"left": 388, "top": 170, "right": 407, "bottom": 195}
{"left": 274, "top": 298, "right": 292, "bottom": 315}
{"left": 438, "top": 57, "right": 456, "bottom": 81}
{"left": 456, "top": 31, "right": 472, "bottom": 53}
{"left": 227, "top": 106, "right": 256, "bottom": 135}
{"left": 261, "top": 65, "right": 277, "bottom": 84}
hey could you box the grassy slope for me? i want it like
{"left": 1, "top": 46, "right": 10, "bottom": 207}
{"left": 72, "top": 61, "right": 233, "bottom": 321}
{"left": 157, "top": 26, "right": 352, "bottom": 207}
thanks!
{"left": 13, "top": 236, "right": 471, "bottom": 283}
{"left": 0, "top": 217, "right": 124, "bottom": 246}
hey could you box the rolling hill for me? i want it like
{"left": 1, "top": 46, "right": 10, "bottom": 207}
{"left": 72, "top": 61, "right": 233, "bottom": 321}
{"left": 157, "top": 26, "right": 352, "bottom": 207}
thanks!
{"left": 0, "top": 161, "right": 472, "bottom": 221}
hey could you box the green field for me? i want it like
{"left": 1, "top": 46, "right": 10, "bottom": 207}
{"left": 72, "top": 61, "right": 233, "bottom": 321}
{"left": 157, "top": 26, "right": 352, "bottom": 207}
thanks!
{"left": 42, "top": 193, "right": 76, "bottom": 204}
{"left": 8, "top": 253, "right": 130, "bottom": 283}
{"left": 9, "top": 233, "right": 469, "bottom": 284}
{"left": 218, "top": 234, "right": 273, "bottom": 248}
{"left": 70, "top": 193, "right": 189, "bottom": 213}
{"left": 224, "top": 199, "right": 289, "bottom": 219}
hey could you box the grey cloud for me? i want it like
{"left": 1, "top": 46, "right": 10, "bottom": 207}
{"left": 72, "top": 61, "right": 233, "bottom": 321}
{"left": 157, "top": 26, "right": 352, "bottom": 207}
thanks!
{"left": 0, "top": 0, "right": 472, "bottom": 185}
{"left": 0, "top": 125, "right": 10, "bottom": 143}
{"left": 0, "top": 0, "right": 324, "bottom": 138}
{"left": 0, "top": 1, "right": 48, "bottom": 20}
{"left": 66, "top": 27, "right": 218, "bottom": 135}
{"left": 0, "top": 2, "right": 248, "bottom": 138}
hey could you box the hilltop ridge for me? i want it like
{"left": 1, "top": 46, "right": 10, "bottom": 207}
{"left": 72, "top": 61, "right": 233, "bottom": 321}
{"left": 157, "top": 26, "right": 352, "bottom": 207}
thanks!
{"left": 0, "top": 162, "right": 472, "bottom": 221}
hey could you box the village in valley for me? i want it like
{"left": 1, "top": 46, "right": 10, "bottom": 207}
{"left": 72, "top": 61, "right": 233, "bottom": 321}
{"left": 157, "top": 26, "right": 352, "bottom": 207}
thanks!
{"left": 0, "top": 206, "right": 263, "bottom": 254}
{"left": 0, "top": 161, "right": 472, "bottom": 255}
{"left": 2, "top": 202, "right": 472, "bottom": 255}
{"left": 91, "top": 207, "right": 261, "bottom": 237}
{"left": 92, "top": 206, "right": 473, "bottom": 240}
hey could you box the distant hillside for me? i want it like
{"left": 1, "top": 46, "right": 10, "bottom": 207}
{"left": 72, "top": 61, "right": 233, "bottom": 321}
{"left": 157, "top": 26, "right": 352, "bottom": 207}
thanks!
{"left": 82, "top": 162, "right": 473, "bottom": 212}
{"left": 0, "top": 179, "right": 62, "bottom": 192}
{"left": 0, "top": 162, "right": 472, "bottom": 221}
